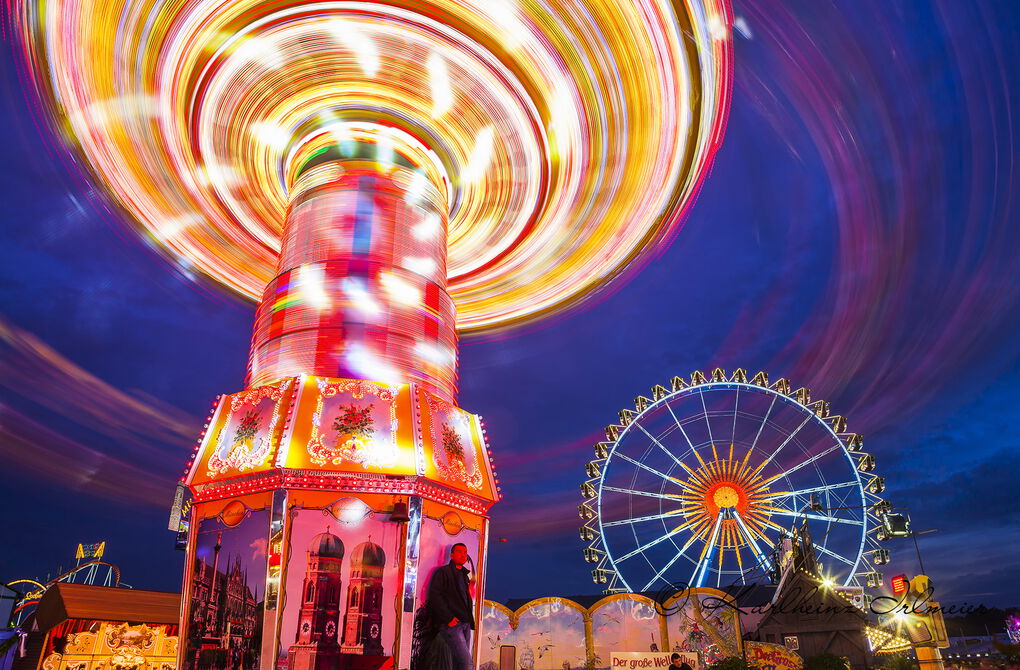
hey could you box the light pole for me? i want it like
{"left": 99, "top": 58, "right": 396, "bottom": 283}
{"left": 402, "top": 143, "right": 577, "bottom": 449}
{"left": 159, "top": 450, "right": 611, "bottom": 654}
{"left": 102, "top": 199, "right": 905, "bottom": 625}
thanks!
{"left": 910, "top": 528, "right": 938, "bottom": 576}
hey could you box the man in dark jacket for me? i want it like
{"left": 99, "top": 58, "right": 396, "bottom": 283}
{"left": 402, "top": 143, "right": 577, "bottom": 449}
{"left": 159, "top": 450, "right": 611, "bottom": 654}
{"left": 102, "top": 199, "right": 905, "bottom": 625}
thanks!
{"left": 426, "top": 543, "right": 474, "bottom": 670}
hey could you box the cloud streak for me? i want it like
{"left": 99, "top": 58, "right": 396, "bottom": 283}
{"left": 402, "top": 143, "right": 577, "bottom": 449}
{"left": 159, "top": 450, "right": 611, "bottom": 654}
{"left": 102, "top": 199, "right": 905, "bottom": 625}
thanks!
{"left": 0, "top": 318, "right": 197, "bottom": 503}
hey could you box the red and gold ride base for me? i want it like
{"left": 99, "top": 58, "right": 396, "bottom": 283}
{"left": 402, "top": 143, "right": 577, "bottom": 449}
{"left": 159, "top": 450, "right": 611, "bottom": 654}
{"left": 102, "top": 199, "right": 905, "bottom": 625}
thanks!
{"left": 179, "top": 376, "right": 498, "bottom": 670}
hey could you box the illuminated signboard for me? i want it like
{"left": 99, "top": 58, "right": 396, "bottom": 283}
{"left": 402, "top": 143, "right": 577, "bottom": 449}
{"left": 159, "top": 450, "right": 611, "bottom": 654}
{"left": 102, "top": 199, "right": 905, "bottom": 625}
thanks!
{"left": 891, "top": 574, "right": 909, "bottom": 595}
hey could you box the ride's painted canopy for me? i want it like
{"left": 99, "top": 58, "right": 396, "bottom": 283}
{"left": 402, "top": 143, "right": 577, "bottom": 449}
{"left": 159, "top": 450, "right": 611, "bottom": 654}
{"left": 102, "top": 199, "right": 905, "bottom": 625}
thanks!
{"left": 185, "top": 376, "right": 499, "bottom": 506}
{"left": 16, "top": 0, "right": 732, "bottom": 332}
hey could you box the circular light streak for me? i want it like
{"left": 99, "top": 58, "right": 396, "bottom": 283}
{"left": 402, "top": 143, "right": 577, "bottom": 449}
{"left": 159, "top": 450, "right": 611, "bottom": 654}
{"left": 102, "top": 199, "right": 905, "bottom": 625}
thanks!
{"left": 14, "top": 0, "right": 732, "bottom": 332}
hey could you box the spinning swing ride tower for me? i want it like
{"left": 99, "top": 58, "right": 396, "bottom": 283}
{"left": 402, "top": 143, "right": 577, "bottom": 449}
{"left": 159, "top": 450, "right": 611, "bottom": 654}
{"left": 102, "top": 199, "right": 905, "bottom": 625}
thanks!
{"left": 16, "top": 0, "right": 734, "bottom": 665}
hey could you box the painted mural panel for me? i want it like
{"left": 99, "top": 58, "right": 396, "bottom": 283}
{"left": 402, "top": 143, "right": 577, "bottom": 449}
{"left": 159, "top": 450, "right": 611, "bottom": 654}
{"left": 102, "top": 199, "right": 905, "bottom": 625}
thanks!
{"left": 513, "top": 598, "right": 587, "bottom": 670}
{"left": 419, "top": 390, "right": 489, "bottom": 496}
{"left": 475, "top": 591, "right": 743, "bottom": 670}
{"left": 478, "top": 603, "right": 514, "bottom": 670}
{"left": 409, "top": 512, "right": 482, "bottom": 670}
{"left": 590, "top": 596, "right": 662, "bottom": 670}
{"left": 282, "top": 378, "right": 418, "bottom": 474}
{"left": 183, "top": 498, "right": 270, "bottom": 670}
{"left": 276, "top": 497, "right": 402, "bottom": 669}
{"left": 195, "top": 380, "right": 294, "bottom": 482}
{"left": 663, "top": 590, "right": 742, "bottom": 664}
{"left": 41, "top": 622, "right": 178, "bottom": 670}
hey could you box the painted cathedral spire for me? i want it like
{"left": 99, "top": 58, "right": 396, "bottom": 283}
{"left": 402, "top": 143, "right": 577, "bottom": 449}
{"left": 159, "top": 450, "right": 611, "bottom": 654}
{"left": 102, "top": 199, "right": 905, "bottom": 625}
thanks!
{"left": 287, "top": 530, "right": 345, "bottom": 670}
{"left": 341, "top": 539, "right": 387, "bottom": 655}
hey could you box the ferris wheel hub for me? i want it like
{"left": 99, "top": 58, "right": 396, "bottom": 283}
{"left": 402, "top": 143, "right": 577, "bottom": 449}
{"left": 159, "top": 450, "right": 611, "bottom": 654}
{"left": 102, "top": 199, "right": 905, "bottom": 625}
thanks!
{"left": 712, "top": 485, "right": 740, "bottom": 508}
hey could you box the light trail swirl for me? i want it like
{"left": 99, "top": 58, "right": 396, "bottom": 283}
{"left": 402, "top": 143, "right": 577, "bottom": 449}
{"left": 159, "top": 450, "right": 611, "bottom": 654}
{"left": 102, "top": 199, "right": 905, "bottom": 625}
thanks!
{"left": 14, "top": 0, "right": 732, "bottom": 332}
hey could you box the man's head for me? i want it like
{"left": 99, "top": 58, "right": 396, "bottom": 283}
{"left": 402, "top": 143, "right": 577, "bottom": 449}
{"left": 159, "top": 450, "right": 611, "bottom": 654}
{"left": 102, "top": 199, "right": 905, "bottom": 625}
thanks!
{"left": 450, "top": 543, "right": 468, "bottom": 568}
{"left": 670, "top": 654, "right": 681, "bottom": 667}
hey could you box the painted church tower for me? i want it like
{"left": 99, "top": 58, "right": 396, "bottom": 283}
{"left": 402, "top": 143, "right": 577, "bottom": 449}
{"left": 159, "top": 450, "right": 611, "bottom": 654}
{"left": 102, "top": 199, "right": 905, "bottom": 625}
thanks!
{"left": 341, "top": 540, "right": 386, "bottom": 655}
{"left": 287, "top": 531, "right": 345, "bottom": 670}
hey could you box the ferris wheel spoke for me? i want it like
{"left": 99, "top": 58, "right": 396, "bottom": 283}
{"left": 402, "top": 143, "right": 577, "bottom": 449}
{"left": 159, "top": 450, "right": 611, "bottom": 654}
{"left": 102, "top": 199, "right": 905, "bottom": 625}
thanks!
{"left": 690, "top": 448, "right": 715, "bottom": 481}
{"left": 634, "top": 422, "right": 688, "bottom": 470}
{"left": 732, "top": 510, "right": 773, "bottom": 572}
{"left": 665, "top": 403, "right": 697, "bottom": 452}
{"left": 613, "top": 452, "right": 682, "bottom": 486}
{"left": 764, "top": 480, "right": 859, "bottom": 501}
{"left": 731, "top": 535, "right": 747, "bottom": 585}
{"left": 602, "top": 485, "right": 683, "bottom": 502}
{"left": 602, "top": 509, "right": 686, "bottom": 528}
{"left": 716, "top": 540, "right": 726, "bottom": 588}
{"left": 766, "top": 509, "right": 864, "bottom": 526}
{"left": 682, "top": 463, "right": 713, "bottom": 489}
{"left": 615, "top": 518, "right": 702, "bottom": 562}
{"left": 756, "top": 515, "right": 792, "bottom": 535}
{"left": 710, "top": 444, "right": 724, "bottom": 479}
{"left": 761, "top": 443, "right": 844, "bottom": 485}
{"left": 731, "top": 386, "right": 740, "bottom": 445}
{"left": 699, "top": 388, "right": 716, "bottom": 446}
{"left": 691, "top": 510, "right": 725, "bottom": 587}
{"left": 735, "top": 443, "right": 757, "bottom": 484}
{"left": 752, "top": 413, "right": 814, "bottom": 477}
{"left": 748, "top": 393, "right": 778, "bottom": 455}
{"left": 639, "top": 539, "right": 697, "bottom": 591}
{"left": 718, "top": 524, "right": 742, "bottom": 587}
{"left": 813, "top": 543, "right": 855, "bottom": 566}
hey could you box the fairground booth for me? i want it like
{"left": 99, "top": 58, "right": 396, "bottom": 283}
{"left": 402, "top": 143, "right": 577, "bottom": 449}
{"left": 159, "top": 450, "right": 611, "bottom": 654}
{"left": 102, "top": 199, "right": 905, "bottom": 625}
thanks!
{"left": 11, "top": 583, "right": 179, "bottom": 670}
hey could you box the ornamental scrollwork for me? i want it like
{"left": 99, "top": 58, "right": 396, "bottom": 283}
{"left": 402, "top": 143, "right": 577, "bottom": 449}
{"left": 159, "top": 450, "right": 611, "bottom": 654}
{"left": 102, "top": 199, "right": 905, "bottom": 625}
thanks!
{"left": 207, "top": 379, "right": 292, "bottom": 474}
{"left": 308, "top": 379, "right": 399, "bottom": 467}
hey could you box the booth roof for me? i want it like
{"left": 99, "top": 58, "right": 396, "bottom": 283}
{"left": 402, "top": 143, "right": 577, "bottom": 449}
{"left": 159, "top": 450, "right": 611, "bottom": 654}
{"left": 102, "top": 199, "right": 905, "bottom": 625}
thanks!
{"left": 34, "top": 583, "right": 181, "bottom": 632}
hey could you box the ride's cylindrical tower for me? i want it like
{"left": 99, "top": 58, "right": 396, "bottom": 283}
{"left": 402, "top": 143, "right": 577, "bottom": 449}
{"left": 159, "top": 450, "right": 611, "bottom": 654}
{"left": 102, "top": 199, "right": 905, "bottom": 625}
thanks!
{"left": 180, "top": 134, "right": 499, "bottom": 670}
{"left": 248, "top": 143, "right": 457, "bottom": 401}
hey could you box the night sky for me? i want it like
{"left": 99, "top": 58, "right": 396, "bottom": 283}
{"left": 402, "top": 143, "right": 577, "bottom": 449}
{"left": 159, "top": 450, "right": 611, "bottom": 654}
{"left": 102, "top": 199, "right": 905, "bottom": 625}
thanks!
{"left": 2, "top": 0, "right": 1019, "bottom": 609}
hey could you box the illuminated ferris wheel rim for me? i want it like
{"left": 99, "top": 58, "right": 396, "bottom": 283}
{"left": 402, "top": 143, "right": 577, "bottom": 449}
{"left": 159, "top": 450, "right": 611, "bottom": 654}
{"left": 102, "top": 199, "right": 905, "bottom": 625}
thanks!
{"left": 601, "top": 381, "right": 868, "bottom": 587}
{"left": 14, "top": 0, "right": 734, "bottom": 333}
{"left": 580, "top": 369, "right": 891, "bottom": 594}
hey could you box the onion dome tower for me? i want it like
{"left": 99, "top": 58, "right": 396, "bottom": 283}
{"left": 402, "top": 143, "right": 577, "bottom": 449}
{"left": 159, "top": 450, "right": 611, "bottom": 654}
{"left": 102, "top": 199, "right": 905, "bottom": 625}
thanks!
{"left": 288, "top": 531, "right": 345, "bottom": 670}
{"left": 341, "top": 540, "right": 387, "bottom": 655}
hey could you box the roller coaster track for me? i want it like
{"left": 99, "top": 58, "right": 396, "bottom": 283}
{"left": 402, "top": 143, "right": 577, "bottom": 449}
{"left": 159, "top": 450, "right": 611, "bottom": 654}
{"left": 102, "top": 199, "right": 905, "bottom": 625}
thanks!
{"left": 6, "top": 561, "right": 125, "bottom": 627}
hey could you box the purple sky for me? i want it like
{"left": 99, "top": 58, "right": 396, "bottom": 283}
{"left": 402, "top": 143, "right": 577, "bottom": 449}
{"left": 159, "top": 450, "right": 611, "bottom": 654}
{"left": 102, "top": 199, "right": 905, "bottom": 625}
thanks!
{"left": 1, "top": 0, "right": 1018, "bottom": 610}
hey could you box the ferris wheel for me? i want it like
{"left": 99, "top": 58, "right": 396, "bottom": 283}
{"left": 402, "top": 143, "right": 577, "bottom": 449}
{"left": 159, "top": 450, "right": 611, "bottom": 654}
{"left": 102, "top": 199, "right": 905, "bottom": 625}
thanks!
{"left": 579, "top": 369, "right": 897, "bottom": 594}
